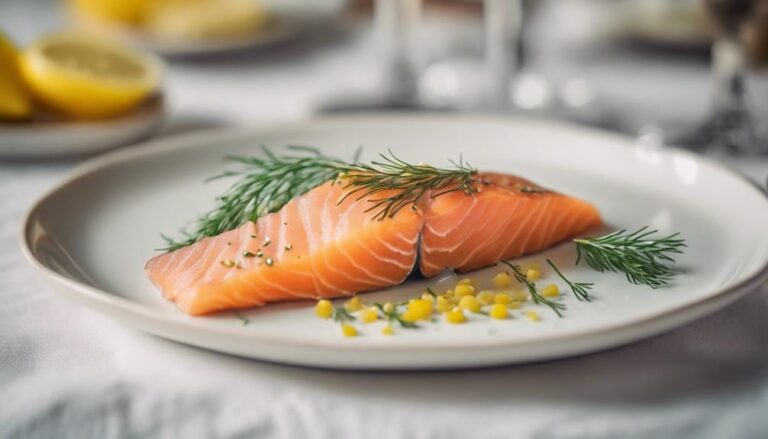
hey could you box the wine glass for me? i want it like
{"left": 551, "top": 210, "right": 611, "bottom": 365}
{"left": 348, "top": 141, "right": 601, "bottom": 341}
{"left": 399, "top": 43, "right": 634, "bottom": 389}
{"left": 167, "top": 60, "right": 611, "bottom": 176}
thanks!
{"left": 319, "top": 0, "right": 523, "bottom": 113}
{"left": 674, "top": 0, "right": 768, "bottom": 154}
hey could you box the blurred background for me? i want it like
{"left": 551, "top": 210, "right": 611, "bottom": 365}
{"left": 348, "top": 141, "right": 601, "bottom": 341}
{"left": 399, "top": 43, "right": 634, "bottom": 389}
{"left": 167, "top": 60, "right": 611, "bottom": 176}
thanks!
{"left": 1, "top": 0, "right": 767, "bottom": 160}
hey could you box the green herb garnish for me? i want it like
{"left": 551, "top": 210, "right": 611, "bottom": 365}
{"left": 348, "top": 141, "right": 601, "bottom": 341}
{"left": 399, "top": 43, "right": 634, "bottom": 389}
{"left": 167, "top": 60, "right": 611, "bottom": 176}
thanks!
{"left": 574, "top": 227, "right": 686, "bottom": 288}
{"left": 546, "top": 259, "right": 594, "bottom": 302}
{"left": 373, "top": 302, "right": 419, "bottom": 329}
{"left": 331, "top": 307, "right": 356, "bottom": 323}
{"left": 162, "top": 147, "right": 476, "bottom": 251}
{"left": 501, "top": 260, "right": 565, "bottom": 317}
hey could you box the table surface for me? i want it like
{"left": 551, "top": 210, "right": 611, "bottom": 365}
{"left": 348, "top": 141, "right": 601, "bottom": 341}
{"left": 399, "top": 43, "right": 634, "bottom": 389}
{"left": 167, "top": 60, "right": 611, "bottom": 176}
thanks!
{"left": 3, "top": 1, "right": 768, "bottom": 438}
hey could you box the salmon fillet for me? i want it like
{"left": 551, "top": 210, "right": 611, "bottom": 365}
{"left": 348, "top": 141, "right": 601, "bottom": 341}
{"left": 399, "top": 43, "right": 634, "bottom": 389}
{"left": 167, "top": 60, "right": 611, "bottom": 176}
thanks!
{"left": 146, "top": 172, "right": 601, "bottom": 315}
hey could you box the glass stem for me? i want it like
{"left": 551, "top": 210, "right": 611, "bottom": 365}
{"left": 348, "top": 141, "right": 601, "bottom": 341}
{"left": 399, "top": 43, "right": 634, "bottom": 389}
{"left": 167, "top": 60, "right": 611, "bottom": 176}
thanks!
{"left": 711, "top": 39, "right": 748, "bottom": 113}
{"left": 374, "top": 0, "right": 422, "bottom": 106}
{"left": 483, "top": 0, "right": 522, "bottom": 112}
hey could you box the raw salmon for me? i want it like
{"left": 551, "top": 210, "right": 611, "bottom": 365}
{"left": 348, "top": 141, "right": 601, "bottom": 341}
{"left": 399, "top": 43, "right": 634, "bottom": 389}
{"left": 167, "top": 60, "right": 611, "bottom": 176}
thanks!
{"left": 146, "top": 172, "right": 600, "bottom": 315}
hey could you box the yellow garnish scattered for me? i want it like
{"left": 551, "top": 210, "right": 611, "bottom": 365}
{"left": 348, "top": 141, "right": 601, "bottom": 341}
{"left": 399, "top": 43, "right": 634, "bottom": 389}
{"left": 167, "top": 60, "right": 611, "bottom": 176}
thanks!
{"left": 457, "top": 278, "right": 475, "bottom": 286}
{"left": 541, "top": 283, "right": 560, "bottom": 297}
{"left": 361, "top": 307, "right": 379, "bottom": 323}
{"left": 489, "top": 304, "right": 509, "bottom": 320}
{"left": 381, "top": 325, "right": 394, "bottom": 336}
{"left": 454, "top": 283, "right": 475, "bottom": 298}
{"left": 345, "top": 296, "right": 364, "bottom": 312}
{"left": 315, "top": 299, "right": 333, "bottom": 319}
{"left": 444, "top": 307, "right": 467, "bottom": 324}
{"left": 508, "top": 301, "right": 521, "bottom": 309}
{"left": 436, "top": 296, "right": 453, "bottom": 312}
{"left": 477, "top": 290, "right": 495, "bottom": 306}
{"left": 402, "top": 299, "right": 433, "bottom": 322}
{"left": 421, "top": 292, "right": 435, "bottom": 303}
{"left": 493, "top": 272, "right": 512, "bottom": 288}
{"left": 458, "top": 295, "right": 481, "bottom": 313}
{"left": 341, "top": 324, "right": 358, "bottom": 337}
{"left": 493, "top": 293, "right": 511, "bottom": 305}
{"left": 524, "top": 310, "right": 540, "bottom": 321}
{"left": 524, "top": 262, "right": 541, "bottom": 272}
{"left": 525, "top": 268, "right": 541, "bottom": 281}
{"left": 382, "top": 302, "right": 395, "bottom": 314}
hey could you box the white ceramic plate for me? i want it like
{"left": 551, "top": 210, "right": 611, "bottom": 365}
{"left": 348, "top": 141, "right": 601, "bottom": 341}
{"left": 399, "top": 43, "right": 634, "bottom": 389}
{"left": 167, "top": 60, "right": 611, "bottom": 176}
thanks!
{"left": 21, "top": 115, "right": 768, "bottom": 369}
{"left": 0, "top": 94, "right": 164, "bottom": 160}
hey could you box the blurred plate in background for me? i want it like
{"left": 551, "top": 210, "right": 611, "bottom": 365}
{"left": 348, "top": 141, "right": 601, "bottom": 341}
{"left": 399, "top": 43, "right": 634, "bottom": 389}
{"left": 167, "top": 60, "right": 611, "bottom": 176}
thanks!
{"left": 0, "top": 93, "right": 164, "bottom": 160}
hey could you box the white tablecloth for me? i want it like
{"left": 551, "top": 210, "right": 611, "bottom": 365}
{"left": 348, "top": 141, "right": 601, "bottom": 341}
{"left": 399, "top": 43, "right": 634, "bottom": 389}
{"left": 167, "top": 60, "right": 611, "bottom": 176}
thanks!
{"left": 3, "top": 1, "right": 768, "bottom": 438}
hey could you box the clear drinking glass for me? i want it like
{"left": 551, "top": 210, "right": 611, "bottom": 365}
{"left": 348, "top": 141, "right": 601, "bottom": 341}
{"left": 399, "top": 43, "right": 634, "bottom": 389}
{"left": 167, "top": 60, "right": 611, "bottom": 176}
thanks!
{"left": 675, "top": 0, "right": 768, "bottom": 153}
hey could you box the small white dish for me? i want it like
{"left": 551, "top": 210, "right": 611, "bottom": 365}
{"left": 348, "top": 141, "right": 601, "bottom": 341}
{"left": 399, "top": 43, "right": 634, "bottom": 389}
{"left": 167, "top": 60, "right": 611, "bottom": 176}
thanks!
{"left": 21, "top": 115, "right": 768, "bottom": 369}
{"left": 0, "top": 94, "right": 164, "bottom": 160}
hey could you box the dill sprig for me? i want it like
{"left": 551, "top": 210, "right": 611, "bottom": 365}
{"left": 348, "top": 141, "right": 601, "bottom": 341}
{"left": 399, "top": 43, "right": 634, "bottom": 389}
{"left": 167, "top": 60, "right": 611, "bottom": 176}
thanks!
{"left": 501, "top": 260, "right": 565, "bottom": 317}
{"left": 373, "top": 302, "right": 419, "bottom": 328}
{"left": 546, "top": 259, "right": 594, "bottom": 302}
{"left": 331, "top": 307, "right": 356, "bottom": 323}
{"left": 162, "top": 147, "right": 476, "bottom": 251}
{"left": 574, "top": 227, "right": 686, "bottom": 288}
{"left": 337, "top": 152, "right": 476, "bottom": 221}
{"left": 162, "top": 146, "right": 348, "bottom": 251}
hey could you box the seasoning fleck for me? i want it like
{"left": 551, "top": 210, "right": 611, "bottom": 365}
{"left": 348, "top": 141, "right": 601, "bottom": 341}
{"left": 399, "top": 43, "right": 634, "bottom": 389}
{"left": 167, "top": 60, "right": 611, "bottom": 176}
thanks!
{"left": 221, "top": 260, "right": 237, "bottom": 268}
{"left": 243, "top": 250, "right": 256, "bottom": 258}
{"left": 263, "top": 237, "right": 271, "bottom": 247}
{"left": 256, "top": 249, "right": 264, "bottom": 258}
{"left": 284, "top": 244, "right": 293, "bottom": 251}
{"left": 250, "top": 234, "right": 257, "bottom": 239}
{"left": 265, "top": 257, "right": 274, "bottom": 266}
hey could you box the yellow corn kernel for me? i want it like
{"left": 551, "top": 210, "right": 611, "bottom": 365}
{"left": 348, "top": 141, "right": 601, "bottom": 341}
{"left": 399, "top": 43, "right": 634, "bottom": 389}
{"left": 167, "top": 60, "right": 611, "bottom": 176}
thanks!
{"left": 526, "top": 268, "right": 541, "bottom": 281}
{"left": 541, "top": 283, "right": 560, "bottom": 297}
{"left": 454, "top": 283, "right": 476, "bottom": 298}
{"left": 382, "top": 302, "right": 395, "bottom": 314}
{"left": 444, "top": 289, "right": 454, "bottom": 297}
{"left": 457, "top": 277, "right": 475, "bottom": 286}
{"left": 444, "top": 307, "right": 467, "bottom": 324}
{"left": 458, "top": 295, "right": 481, "bottom": 313}
{"left": 345, "top": 296, "right": 364, "bottom": 312}
{"left": 341, "top": 323, "right": 358, "bottom": 336}
{"left": 436, "top": 296, "right": 453, "bottom": 312}
{"left": 489, "top": 304, "right": 509, "bottom": 320}
{"left": 493, "top": 272, "right": 512, "bottom": 288}
{"left": 524, "top": 310, "right": 540, "bottom": 321}
{"left": 361, "top": 307, "right": 379, "bottom": 323}
{"left": 477, "top": 290, "right": 495, "bottom": 306}
{"left": 523, "top": 262, "right": 542, "bottom": 272}
{"left": 381, "top": 325, "right": 394, "bottom": 336}
{"left": 403, "top": 299, "right": 433, "bottom": 322}
{"left": 315, "top": 299, "right": 333, "bottom": 319}
{"left": 421, "top": 292, "right": 436, "bottom": 303}
{"left": 494, "top": 293, "right": 511, "bottom": 305}
{"left": 508, "top": 301, "right": 521, "bottom": 309}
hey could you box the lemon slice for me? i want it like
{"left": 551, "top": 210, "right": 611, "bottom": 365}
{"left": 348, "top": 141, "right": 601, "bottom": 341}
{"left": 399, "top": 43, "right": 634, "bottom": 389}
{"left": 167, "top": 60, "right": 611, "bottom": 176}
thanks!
{"left": 0, "top": 32, "right": 33, "bottom": 120}
{"left": 21, "top": 33, "right": 161, "bottom": 119}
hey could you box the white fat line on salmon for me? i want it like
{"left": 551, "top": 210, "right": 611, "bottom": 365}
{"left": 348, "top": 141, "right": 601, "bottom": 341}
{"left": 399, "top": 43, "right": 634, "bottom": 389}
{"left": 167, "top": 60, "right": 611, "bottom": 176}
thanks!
{"left": 175, "top": 237, "right": 218, "bottom": 292}
{"left": 421, "top": 195, "right": 478, "bottom": 237}
{"left": 516, "top": 197, "right": 553, "bottom": 254}
{"left": 336, "top": 240, "right": 398, "bottom": 285}
{"left": 455, "top": 198, "right": 510, "bottom": 268}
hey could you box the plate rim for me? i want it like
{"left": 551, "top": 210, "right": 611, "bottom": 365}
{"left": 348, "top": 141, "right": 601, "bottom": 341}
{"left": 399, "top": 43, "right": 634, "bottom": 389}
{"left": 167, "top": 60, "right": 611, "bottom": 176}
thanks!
{"left": 19, "top": 114, "right": 768, "bottom": 354}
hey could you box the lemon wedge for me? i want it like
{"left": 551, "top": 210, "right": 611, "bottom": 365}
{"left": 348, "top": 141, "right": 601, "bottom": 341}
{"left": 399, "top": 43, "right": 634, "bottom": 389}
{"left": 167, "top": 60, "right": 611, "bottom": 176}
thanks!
{"left": 0, "top": 32, "right": 33, "bottom": 120}
{"left": 21, "top": 33, "right": 161, "bottom": 119}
